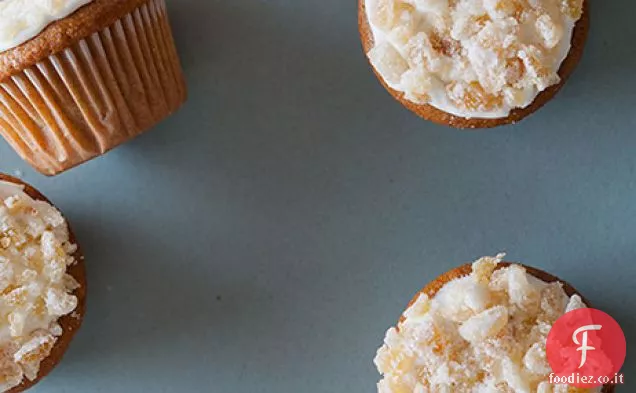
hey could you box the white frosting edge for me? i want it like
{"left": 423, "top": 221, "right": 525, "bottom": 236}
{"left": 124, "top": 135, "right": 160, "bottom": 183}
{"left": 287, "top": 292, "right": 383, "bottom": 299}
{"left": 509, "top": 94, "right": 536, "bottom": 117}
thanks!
{"left": 0, "top": 0, "right": 94, "bottom": 53}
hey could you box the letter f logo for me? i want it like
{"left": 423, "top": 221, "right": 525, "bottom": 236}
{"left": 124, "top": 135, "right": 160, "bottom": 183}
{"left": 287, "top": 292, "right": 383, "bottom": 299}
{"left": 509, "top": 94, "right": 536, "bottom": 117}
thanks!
{"left": 572, "top": 325, "right": 602, "bottom": 368}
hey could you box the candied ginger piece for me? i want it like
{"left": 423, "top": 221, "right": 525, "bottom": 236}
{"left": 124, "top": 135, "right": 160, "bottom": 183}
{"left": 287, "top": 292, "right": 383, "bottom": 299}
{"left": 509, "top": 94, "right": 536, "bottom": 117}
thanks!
{"left": 44, "top": 257, "right": 66, "bottom": 282}
{"left": 403, "top": 292, "right": 431, "bottom": 320}
{"left": 45, "top": 287, "right": 78, "bottom": 316}
{"left": 369, "top": 0, "right": 414, "bottom": 31}
{"left": 472, "top": 254, "right": 503, "bottom": 284}
{"left": 565, "top": 294, "right": 586, "bottom": 312}
{"left": 451, "top": 14, "right": 485, "bottom": 41}
{"left": 391, "top": 25, "right": 415, "bottom": 47}
{"left": 405, "top": 33, "right": 444, "bottom": 72}
{"left": 458, "top": 306, "right": 508, "bottom": 343}
{"left": 518, "top": 45, "right": 560, "bottom": 91}
{"left": 506, "top": 265, "right": 540, "bottom": 312}
{"left": 368, "top": 42, "right": 409, "bottom": 85}
{"left": 14, "top": 333, "right": 55, "bottom": 366}
{"left": 374, "top": 346, "right": 392, "bottom": 374}
{"left": 505, "top": 56, "right": 526, "bottom": 85}
{"left": 434, "top": 277, "right": 478, "bottom": 322}
{"left": 489, "top": 267, "right": 509, "bottom": 292}
{"left": 376, "top": 336, "right": 417, "bottom": 377}
{"left": 476, "top": 18, "right": 519, "bottom": 50}
{"left": 64, "top": 242, "right": 78, "bottom": 255}
{"left": 536, "top": 14, "right": 563, "bottom": 49}
{"left": 463, "top": 282, "right": 491, "bottom": 313}
{"left": 369, "top": 0, "right": 395, "bottom": 29}
{"left": 393, "top": 352, "right": 416, "bottom": 374}
{"left": 400, "top": 68, "right": 434, "bottom": 104}
{"left": 49, "top": 323, "right": 63, "bottom": 337}
{"left": 450, "top": 0, "right": 491, "bottom": 39}
{"left": 7, "top": 231, "right": 26, "bottom": 248}
{"left": 561, "top": 0, "right": 584, "bottom": 20}
{"left": 30, "top": 297, "right": 47, "bottom": 317}
{"left": 523, "top": 342, "right": 551, "bottom": 375}
{"left": 389, "top": 6, "right": 418, "bottom": 45}
{"left": 503, "top": 87, "right": 529, "bottom": 108}
{"left": 383, "top": 326, "right": 401, "bottom": 349}
{"left": 446, "top": 81, "right": 504, "bottom": 112}
{"left": 40, "top": 231, "right": 62, "bottom": 260}
{"left": 3, "top": 286, "right": 28, "bottom": 307}
{"left": 22, "top": 245, "right": 37, "bottom": 259}
{"left": 8, "top": 311, "right": 25, "bottom": 338}
{"left": 3, "top": 195, "right": 24, "bottom": 211}
{"left": 0, "top": 360, "right": 23, "bottom": 392}
{"left": 539, "top": 282, "right": 569, "bottom": 322}
{"left": 428, "top": 314, "right": 464, "bottom": 355}
{"left": 484, "top": 0, "right": 526, "bottom": 20}
{"left": 470, "top": 23, "right": 518, "bottom": 92}
{"left": 430, "top": 362, "right": 451, "bottom": 386}
{"left": 501, "top": 358, "right": 531, "bottom": 392}
{"left": 40, "top": 205, "right": 65, "bottom": 228}
{"left": 25, "top": 216, "right": 46, "bottom": 238}
{"left": 17, "top": 269, "right": 37, "bottom": 286}
{"left": 429, "top": 31, "right": 461, "bottom": 57}
{"left": 63, "top": 273, "right": 81, "bottom": 291}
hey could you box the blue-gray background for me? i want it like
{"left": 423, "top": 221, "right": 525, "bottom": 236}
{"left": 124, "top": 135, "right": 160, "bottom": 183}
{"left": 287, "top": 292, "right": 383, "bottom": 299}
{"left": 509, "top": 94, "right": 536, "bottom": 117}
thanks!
{"left": 0, "top": 0, "right": 632, "bottom": 392}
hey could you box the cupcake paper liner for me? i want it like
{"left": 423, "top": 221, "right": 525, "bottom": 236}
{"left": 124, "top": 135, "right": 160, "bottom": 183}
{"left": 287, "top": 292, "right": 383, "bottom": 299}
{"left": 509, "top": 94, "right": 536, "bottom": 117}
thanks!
{"left": 0, "top": 0, "right": 186, "bottom": 175}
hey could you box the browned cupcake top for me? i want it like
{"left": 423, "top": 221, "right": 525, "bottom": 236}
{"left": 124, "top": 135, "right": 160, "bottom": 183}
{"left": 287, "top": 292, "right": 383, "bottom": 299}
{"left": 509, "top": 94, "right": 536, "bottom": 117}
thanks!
{"left": 374, "top": 254, "right": 607, "bottom": 392}
{"left": 0, "top": 175, "right": 85, "bottom": 393}
{"left": 0, "top": 0, "right": 149, "bottom": 82}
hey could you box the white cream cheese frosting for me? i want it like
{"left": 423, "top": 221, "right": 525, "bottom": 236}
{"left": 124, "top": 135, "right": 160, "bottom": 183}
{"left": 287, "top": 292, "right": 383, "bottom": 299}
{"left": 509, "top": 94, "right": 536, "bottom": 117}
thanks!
{"left": 0, "top": 181, "right": 79, "bottom": 392}
{"left": 374, "top": 254, "right": 602, "bottom": 393}
{"left": 0, "top": 0, "right": 93, "bottom": 53}
{"left": 364, "top": 0, "right": 584, "bottom": 119}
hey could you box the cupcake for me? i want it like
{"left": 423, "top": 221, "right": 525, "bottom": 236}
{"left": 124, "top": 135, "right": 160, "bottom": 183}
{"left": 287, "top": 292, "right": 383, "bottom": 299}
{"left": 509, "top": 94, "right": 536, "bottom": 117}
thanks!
{"left": 374, "top": 254, "right": 614, "bottom": 392}
{"left": 0, "top": 0, "right": 187, "bottom": 175}
{"left": 0, "top": 174, "right": 86, "bottom": 392}
{"left": 359, "top": 0, "right": 589, "bottom": 128}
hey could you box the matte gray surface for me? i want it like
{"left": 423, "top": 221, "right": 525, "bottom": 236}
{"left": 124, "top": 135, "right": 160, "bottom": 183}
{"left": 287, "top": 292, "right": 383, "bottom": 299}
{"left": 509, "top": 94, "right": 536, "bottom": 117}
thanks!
{"left": 0, "top": 0, "right": 633, "bottom": 392}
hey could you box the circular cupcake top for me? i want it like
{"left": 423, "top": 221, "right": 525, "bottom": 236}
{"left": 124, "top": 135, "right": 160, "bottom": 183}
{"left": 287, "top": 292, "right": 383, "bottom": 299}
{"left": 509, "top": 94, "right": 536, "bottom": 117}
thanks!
{"left": 364, "top": 0, "right": 584, "bottom": 119}
{"left": 374, "top": 254, "right": 601, "bottom": 392}
{"left": 0, "top": 0, "right": 93, "bottom": 52}
{"left": 0, "top": 180, "right": 80, "bottom": 392}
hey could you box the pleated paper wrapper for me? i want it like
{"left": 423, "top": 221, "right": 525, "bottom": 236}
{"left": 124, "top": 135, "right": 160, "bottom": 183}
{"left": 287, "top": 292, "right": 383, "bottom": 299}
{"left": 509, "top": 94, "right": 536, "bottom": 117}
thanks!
{"left": 0, "top": 0, "right": 187, "bottom": 175}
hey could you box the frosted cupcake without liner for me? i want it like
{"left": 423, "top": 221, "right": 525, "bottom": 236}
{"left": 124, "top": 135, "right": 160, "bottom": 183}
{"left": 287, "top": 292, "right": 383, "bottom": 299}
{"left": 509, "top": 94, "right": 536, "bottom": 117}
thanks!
{"left": 374, "top": 255, "right": 615, "bottom": 392}
{"left": 0, "top": 174, "right": 86, "bottom": 392}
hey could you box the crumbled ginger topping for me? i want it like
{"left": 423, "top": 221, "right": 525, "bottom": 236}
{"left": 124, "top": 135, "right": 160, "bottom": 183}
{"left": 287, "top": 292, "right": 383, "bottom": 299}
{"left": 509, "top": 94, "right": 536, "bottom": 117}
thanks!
{"left": 374, "top": 254, "right": 597, "bottom": 393}
{"left": 366, "top": 0, "right": 584, "bottom": 116}
{"left": 0, "top": 187, "right": 79, "bottom": 392}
